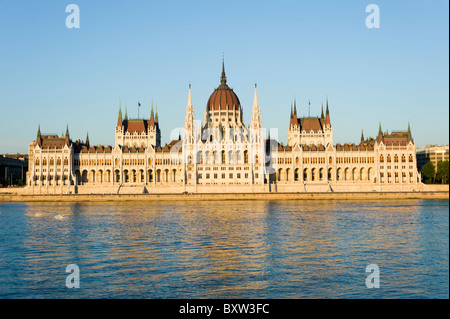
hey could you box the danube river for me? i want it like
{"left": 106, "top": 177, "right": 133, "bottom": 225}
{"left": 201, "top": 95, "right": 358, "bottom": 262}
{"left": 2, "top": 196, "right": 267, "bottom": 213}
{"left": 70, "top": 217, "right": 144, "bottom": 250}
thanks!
{"left": 0, "top": 199, "right": 448, "bottom": 299}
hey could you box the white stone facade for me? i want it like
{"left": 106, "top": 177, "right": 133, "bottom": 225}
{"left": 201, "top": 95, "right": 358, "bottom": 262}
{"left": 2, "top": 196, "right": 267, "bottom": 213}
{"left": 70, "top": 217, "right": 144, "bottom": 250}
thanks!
{"left": 25, "top": 63, "right": 421, "bottom": 194}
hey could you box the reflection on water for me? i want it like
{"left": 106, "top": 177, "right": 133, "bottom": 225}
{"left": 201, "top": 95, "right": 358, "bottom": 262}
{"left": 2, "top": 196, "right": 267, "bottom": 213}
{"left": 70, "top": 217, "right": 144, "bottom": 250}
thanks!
{"left": 0, "top": 200, "right": 448, "bottom": 298}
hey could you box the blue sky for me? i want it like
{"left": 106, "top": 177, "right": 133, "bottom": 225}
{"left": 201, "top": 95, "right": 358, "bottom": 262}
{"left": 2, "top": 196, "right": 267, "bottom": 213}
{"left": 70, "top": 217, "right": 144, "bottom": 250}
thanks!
{"left": 0, "top": 0, "right": 448, "bottom": 153}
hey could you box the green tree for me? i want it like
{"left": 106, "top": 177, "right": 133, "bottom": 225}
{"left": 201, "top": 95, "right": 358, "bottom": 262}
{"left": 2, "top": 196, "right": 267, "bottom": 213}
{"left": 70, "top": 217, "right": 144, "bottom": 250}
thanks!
{"left": 436, "top": 160, "right": 449, "bottom": 184}
{"left": 421, "top": 162, "right": 435, "bottom": 184}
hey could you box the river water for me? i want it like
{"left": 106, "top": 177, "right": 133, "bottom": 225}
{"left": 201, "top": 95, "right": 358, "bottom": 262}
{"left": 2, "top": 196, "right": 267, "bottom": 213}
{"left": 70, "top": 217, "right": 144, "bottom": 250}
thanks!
{"left": 0, "top": 199, "right": 448, "bottom": 299}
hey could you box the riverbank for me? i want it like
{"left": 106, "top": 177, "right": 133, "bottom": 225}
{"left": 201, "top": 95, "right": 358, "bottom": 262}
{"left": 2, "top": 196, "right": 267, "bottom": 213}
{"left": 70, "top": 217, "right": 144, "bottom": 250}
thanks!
{"left": 0, "top": 190, "right": 448, "bottom": 202}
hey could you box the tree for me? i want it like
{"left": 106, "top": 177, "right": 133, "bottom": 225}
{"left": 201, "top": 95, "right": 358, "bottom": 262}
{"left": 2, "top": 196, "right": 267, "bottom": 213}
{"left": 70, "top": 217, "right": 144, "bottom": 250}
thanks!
{"left": 421, "top": 162, "right": 435, "bottom": 184}
{"left": 436, "top": 160, "right": 449, "bottom": 184}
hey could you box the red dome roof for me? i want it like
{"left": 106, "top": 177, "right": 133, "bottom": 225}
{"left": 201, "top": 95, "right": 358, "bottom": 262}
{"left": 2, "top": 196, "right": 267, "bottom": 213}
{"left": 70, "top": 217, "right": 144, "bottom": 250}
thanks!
{"left": 206, "top": 61, "right": 241, "bottom": 111}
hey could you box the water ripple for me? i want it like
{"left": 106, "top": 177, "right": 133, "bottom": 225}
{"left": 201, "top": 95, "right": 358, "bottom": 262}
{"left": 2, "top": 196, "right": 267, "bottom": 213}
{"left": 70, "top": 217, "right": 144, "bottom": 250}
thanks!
{"left": 0, "top": 199, "right": 447, "bottom": 298}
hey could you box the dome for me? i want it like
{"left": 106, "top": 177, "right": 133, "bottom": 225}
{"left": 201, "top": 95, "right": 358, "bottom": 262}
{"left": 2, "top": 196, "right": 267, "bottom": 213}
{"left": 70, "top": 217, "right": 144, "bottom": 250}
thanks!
{"left": 206, "top": 61, "right": 241, "bottom": 112}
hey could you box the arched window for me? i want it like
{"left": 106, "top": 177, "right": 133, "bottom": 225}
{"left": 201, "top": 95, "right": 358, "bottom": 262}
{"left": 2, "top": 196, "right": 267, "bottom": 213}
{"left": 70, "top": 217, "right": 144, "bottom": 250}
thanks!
{"left": 244, "top": 150, "right": 248, "bottom": 164}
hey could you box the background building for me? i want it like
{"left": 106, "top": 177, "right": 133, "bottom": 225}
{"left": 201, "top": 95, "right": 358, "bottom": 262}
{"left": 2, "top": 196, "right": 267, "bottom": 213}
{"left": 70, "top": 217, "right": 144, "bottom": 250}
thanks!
{"left": 0, "top": 154, "right": 28, "bottom": 186}
{"left": 416, "top": 145, "right": 449, "bottom": 172}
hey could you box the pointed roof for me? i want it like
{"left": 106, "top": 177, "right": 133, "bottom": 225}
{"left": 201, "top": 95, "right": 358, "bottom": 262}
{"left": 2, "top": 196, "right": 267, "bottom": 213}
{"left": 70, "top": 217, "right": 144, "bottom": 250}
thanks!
{"left": 220, "top": 58, "right": 227, "bottom": 86}
{"left": 187, "top": 84, "right": 193, "bottom": 109}
{"left": 407, "top": 122, "right": 413, "bottom": 143}
{"left": 250, "top": 84, "right": 262, "bottom": 129}
{"left": 253, "top": 83, "right": 258, "bottom": 106}
{"left": 65, "top": 124, "right": 70, "bottom": 144}
{"left": 117, "top": 102, "right": 123, "bottom": 126}
{"left": 149, "top": 101, "right": 155, "bottom": 127}
{"left": 325, "top": 98, "right": 331, "bottom": 125}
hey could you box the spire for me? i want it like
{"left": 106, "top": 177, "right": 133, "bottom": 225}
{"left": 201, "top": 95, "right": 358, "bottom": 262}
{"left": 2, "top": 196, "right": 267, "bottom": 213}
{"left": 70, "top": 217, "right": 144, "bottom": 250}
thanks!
{"left": 250, "top": 84, "right": 262, "bottom": 131}
{"left": 290, "top": 103, "right": 293, "bottom": 119}
{"left": 253, "top": 83, "right": 258, "bottom": 107}
{"left": 308, "top": 99, "right": 311, "bottom": 117}
{"left": 64, "top": 124, "right": 70, "bottom": 145}
{"left": 321, "top": 102, "right": 324, "bottom": 119}
{"left": 361, "top": 130, "right": 364, "bottom": 144}
{"left": 407, "top": 121, "right": 412, "bottom": 142}
{"left": 117, "top": 101, "right": 122, "bottom": 127}
{"left": 377, "top": 122, "right": 383, "bottom": 143}
{"left": 155, "top": 104, "right": 159, "bottom": 123}
{"left": 377, "top": 122, "right": 384, "bottom": 142}
{"left": 220, "top": 57, "right": 227, "bottom": 86}
{"left": 124, "top": 106, "right": 128, "bottom": 121}
{"left": 293, "top": 99, "right": 297, "bottom": 117}
{"left": 35, "top": 124, "right": 42, "bottom": 146}
{"left": 86, "top": 132, "right": 90, "bottom": 147}
{"left": 184, "top": 85, "right": 195, "bottom": 145}
{"left": 188, "top": 84, "right": 193, "bottom": 108}
{"left": 325, "top": 98, "right": 331, "bottom": 125}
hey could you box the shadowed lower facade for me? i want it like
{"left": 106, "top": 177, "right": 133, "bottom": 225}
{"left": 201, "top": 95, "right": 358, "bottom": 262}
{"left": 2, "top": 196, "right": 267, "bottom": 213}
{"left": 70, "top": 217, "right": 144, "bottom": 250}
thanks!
{"left": 25, "top": 62, "right": 422, "bottom": 194}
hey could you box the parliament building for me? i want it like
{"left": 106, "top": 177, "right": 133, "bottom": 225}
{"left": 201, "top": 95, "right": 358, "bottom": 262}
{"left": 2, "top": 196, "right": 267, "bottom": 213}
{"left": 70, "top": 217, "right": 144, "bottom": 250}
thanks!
{"left": 25, "top": 61, "right": 422, "bottom": 194}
